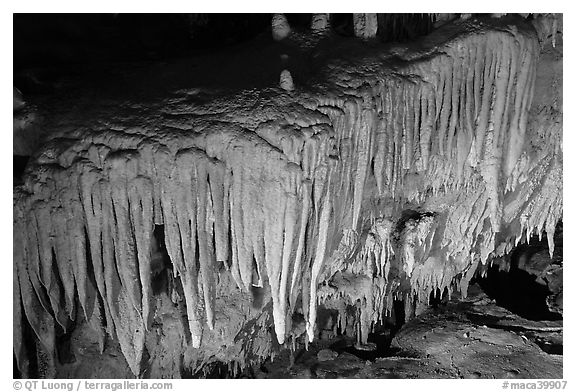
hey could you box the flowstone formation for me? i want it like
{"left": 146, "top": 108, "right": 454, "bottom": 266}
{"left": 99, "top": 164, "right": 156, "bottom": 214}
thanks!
{"left": 13, "top": 15, "right": 562, "bottom": 378}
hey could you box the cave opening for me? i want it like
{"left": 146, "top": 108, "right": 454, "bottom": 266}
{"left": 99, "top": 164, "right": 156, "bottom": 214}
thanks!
{"left": 475, "top": 221, "right": 563, "bottom": 322}
{"left": 150, "top": 225, "right": 174, "bottom": 297}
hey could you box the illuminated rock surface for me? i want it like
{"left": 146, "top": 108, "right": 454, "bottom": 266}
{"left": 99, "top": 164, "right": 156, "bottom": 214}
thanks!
{"left": 255, "top": 285, "right": 562, "bottom": 379}
{"left": 13, "top": 14, "right": 562, "bottom": 378}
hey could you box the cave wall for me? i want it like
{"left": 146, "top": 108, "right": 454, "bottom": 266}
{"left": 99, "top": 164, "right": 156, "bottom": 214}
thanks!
{"left": 13, "top": 14, "right": 562, "bottom": 377}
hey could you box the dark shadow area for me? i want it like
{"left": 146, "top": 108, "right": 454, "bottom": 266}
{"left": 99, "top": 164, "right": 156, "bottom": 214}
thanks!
{"left": 151, "top": 225, "right": 173, "bottom": 296}
{"left": 15, "top": 312, "right": 40, "bottom": 378}
{"left": 14, "top": 14, "right": 271, "bottom": 72}
{"left": 13, "top": 356, "right": 21, "bottom": 379}
{"left": 477, "top": 221, "right": 563, "bottom": 321}
{"left": 337, "top": 298, "right": 406, "bottom": 361}
{"left": 331, "top": 14, "right": 355, "bottom": 37}
{"left": 478, "top": 265, "right": 560, "bottom": 321}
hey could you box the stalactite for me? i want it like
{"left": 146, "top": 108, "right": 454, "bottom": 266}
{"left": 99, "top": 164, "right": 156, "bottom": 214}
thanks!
{"left": 13, "top": 264, "right": 28, "bottom": 376}
{"left": 79, "top": 165, "right": 113, "bottom": 335}
{"left": 263, "top": 180, "right": 287, "bottom": 343}
{"left": 353, "top": 14, "right": 378, "bottom": 39}
{"left": 173, "top": 149, "right": 210, "bottom": 346}
{"left": 271, "top": 14, "right": 291, "bottom": 41}
{"left": 15, "top": 201, "right": 57, "bottom": 375}
{"left": 280, "top": 70, "right": 294, "bottom": 92}
{"left": 311, "top": 14, "right": 330, "bottom": 34}
{"left": 307, "top": 180, "right": 332, "bottom": 342}
{"left": 53, "top": 198, "right": 78, "bottom": 319}
{"left": 128, "top": 176, "right": 154, "bottom": 328}
{"left": 107, "top": 153, "right": 143, "bottom": 319}
{"left": 195, "top": 160, "right": 216, "bottom": 330}
{"left": 13, "top": 18, "right": 560, "bottom": 376}
{"left": 289, "top": 181, "right": 311, "bottom": 308}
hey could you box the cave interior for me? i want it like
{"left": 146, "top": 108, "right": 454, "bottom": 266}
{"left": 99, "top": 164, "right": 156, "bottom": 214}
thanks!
{"left": 13, "top": 13, "right": 563, "bottom": 379}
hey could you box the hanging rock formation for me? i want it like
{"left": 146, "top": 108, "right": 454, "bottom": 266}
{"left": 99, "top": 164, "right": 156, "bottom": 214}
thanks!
{"left": 271, "top": 14, "right": 291, "bottom": 41}
{"left": 311, "top": 14, "right": 330, "bottom": 34}
{"left": 14, "top": 88, "right": 41, "bottom": 157}
{"left": 13, "top": 15, "right": 562, "bottom": 377}
{"left": 353, "top": 14, "right": 378, "bottom": 38}
{"left": 279, "top": 69, "right": 294, "bottom": 91}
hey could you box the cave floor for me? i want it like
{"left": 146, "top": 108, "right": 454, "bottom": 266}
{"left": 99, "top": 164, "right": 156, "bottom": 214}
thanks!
{"left": 54, "top": 284, "right": 562, "bottom": 379}
{"left": 253, "top": 285, "right": 562, "bottom": 379}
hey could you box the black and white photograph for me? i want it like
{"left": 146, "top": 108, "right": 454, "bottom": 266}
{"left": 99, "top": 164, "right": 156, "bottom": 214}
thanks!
{"left": 10, "top": 9, "right": 566, "bottom": 384}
